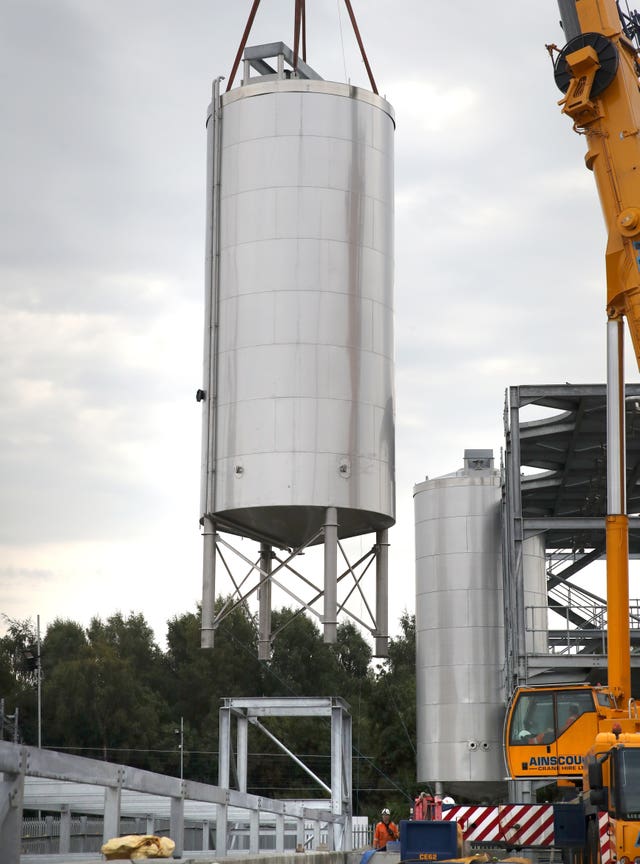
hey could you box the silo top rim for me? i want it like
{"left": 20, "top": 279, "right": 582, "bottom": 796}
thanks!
{"left": 219, "top": 77, "right": 395, "bottom": 127}
{"left": 413, "top": 473, "right": 501, "bottom": 496}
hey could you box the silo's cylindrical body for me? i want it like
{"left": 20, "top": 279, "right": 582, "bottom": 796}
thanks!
{"left": 414, "top": 453, "right": 505, "bottom": 790}
{"left": 523, "top": 534, "right": 548, "bottom": 655}
{"left": 202, "top": 78, "right": 395, "bottom": 549}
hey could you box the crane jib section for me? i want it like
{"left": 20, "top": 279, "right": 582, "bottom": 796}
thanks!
{"left": 554, "top": 0, "right": 640, "bottom": 368}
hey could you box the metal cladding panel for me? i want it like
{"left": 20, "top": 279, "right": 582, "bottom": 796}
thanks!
{"left": 416, "top": 664, "right": 503, "bottom": 706}
{"left": 420, "top": 741, "right": 503, "bottom": 785}
{"left": 205, "top": 80, "right": 395, "bottom": 547}
{"left": 417, "top": 587, "right": 503, "bottom": 630}
{"left": 419, "top": 702, "right": 503, "bottom": 743}
{"left": 414, "top": 468, "right": 505, "bottom": 783}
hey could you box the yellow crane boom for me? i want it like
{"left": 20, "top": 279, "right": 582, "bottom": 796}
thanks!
{"left": 552, "top": 0, "right": 640, "bottom": 705}
{"left": 556, "top": 0, "right": 640, "bottom": 358}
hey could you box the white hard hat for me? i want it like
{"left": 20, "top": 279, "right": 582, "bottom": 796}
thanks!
{"left": 442, "top": 796, "right": 455, "bottom": 805}
{"left": 381, "top": 808, "right": 390, "bottom": 815}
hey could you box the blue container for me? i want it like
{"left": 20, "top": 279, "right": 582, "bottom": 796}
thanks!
{"left": 399, "top": 819, "right": 459, "bottom": 862}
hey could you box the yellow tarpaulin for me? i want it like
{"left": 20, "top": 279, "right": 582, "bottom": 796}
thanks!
{"left": 101, "top": 834, "right": 176, "bottom": 860}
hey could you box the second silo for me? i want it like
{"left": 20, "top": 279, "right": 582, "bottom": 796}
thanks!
{"left": 200, "top": 44, "right": 395, "bottom": 653}
{"left": 414, "top": 449, "right": 548, "bottom": 799}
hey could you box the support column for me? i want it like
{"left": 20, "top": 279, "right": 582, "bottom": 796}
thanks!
{"left": 218, "top": 704, "right": 231, "bottom": 789}
{"left": 249, "top": 809, "right": 259, "bottom": 853}
{"left": 606, "top": 318, "right": 631, "bottom": 703}
{"left": 324, "top": 507, "right": 338, "bottom": 643}
{"left": 507, "top": 387, "right": 527, "bottom": 685}
{"left": 237, "top": 714, "right": 248, "bottom": 793}
{"left": 217, "top": 701, "right": 231, "bottom": 856}
{"left": 375, "top": 529, "right": 389, "bottom": 657}
{"left": 201, "top": 516, "right": 217, "bottom": 648}
{"left": 341, "top": 709, "right": 353, "bottom": 851}
{"left": 508, "top": 779, "right": 535, "bottom": 804}
{"left": 330, "top": 704, "right": 343, "bottom": 851}
{"left": 215, "top": 803, "right": 228, "bottom": 857}
{"left": 202, "top": 820, "right": 211, "bottom": 851}
{"left": 275, "top": 812, "right": 285, "bottom": 852}
{"left": 170, "top": 795, "right": 185, "bottom": 859}
{"left": 103, "top": 786, "right": 121, "bottom": 845}
{"left": 258, "top": 543, "right": 272, "bottom": 661}
{"left": 296, "top": 816, "right": 305, "bottom": 850}
{"left": 59, "top": 804, "right": 71, "bottom": 854}
{"left": 0, "top": 771, "right": 24, "bottom": 864}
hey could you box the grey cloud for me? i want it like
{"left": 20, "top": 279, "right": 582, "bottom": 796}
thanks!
{"left": 0, "top": 0, "right": 618, "bottom": 633}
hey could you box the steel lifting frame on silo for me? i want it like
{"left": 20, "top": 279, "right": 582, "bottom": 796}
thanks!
{"left": 201, "top": 519, "right": 390, "bottom": 658}
{"left": 217, "top": 697, "right": 352, "bottom": 854}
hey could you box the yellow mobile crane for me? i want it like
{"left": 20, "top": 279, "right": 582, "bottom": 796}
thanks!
{"left": 504, "top": 2, "right": 640, "bottom": 861}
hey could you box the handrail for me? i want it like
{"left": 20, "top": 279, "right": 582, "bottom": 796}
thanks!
{"left": 0, "top": 741, "right": 343, "bottom": 862}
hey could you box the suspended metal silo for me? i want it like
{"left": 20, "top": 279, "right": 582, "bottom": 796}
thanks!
{"left": 200, "top": 40, "right": 395, "bottom": 657}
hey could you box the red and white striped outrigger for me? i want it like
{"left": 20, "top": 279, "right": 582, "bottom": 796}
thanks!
{"left": 597, "top": 811, "right": 612, "bottom": 864}
{"left": 441, "top": 804, "right": 611, "bottom": 861}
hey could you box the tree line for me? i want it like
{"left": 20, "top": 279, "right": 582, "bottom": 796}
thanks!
{"left": 0, "top": 602, "right": 417, "bottom": 821}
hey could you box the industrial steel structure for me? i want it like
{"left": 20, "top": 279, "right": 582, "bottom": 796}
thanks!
{"left": 503, "top": 383, "right": 640, "bottom": 688}
{"left": 414, "top": 384, "right": 640, "bottom": 799}
{"left": 0, "top": 697, "right": 352, "bottom": 862}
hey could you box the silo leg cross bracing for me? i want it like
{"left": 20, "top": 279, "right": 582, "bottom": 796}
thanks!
{"left": 198, "top": 28, "right": 395, "bottom": 657}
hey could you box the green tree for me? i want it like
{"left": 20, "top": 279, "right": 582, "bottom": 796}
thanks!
{"left": 42, "top": 613, "right": 169, "bottom": 771}
{"left": 164, "top": 600, "right": 261, "bottom": 783}
{"left": 0, "top": 616, "right": 39, "bottom": 743}
{"left": 364, "top": 611, "right": 416, "bottom": 819}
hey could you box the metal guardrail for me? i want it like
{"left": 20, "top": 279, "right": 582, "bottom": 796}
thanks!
{"left": 525, "top": 597, "right": 640, "bottom": 655}
{"left": 18, "top": 816, "right": 372, "bottom": 855}
{"left": 0, "top": 740, "right": 346, "bottom": 863}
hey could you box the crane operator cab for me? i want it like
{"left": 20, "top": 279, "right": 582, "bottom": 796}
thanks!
{"left": 505, "top": 685, "right": 606, "bottom": 781}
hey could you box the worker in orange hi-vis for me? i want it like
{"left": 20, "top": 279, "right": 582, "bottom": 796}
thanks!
{"left": 373, "top": 808, "right": 399, "bottom": 850}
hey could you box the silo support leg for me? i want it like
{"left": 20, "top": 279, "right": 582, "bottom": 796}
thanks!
{"left": 201, "top": 516, "right": 216, "bottom": 649}
{"left": 324, "top": 507, "right": 338, "bottom": 643}
{"left": 375, "top": 529, "right": 389, "bottom": 657}
{"left": 258, "top": 542, "right": 272, "bottom": 660}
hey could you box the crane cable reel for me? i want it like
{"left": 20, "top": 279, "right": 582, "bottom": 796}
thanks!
{"left": 553, "top": 32, "right": 619, "bottom": 96}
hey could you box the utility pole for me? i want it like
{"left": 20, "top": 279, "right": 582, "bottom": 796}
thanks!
{"left": 37, "top": 614, "right": 42, "bottom": 748}
{"left": 175, "top": 717, "right": 184, "bottom": 780}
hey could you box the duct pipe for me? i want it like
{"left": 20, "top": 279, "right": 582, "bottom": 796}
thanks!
{"left": 200, "top": 77, "right": 223, "bottom": 650}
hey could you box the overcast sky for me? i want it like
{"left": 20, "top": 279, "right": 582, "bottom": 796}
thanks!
{"left": 1, "top": 0, "right": 634, "bottom": 648}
